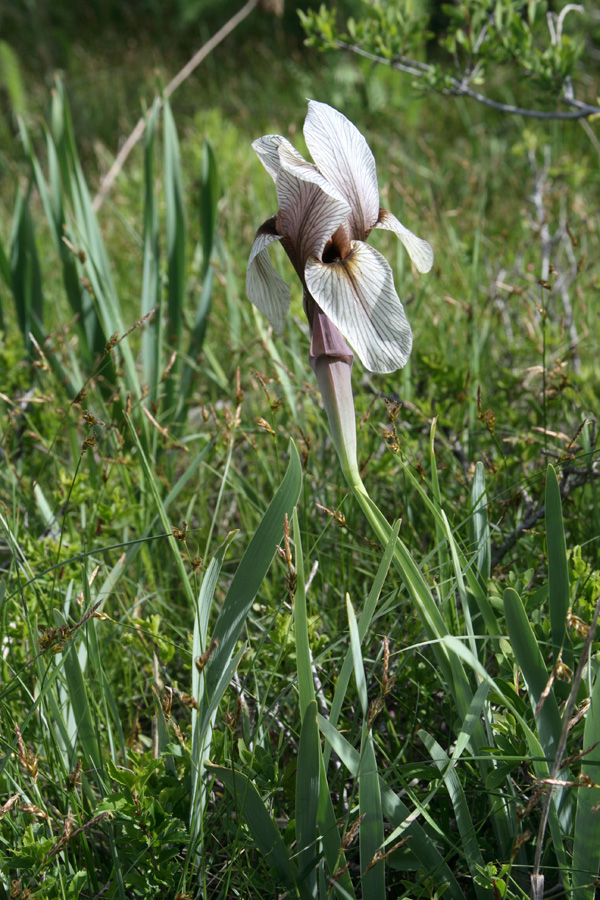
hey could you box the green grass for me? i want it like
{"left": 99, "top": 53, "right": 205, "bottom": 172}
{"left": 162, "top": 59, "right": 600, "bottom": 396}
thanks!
{"left": 1, "top": 22, "right": 600, "bottom": 900}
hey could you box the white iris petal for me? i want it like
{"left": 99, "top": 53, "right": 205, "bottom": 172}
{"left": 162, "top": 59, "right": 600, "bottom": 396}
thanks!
{"left": 375, "top": 209, "right": 434, "bottom": 274}
{"left": 305, "top": 242, "right": 413, "bottom": 374}
{"left": 246, "top": 230, "right": 290, "bottom": 333}
{"left": 303, "top": 100, "right": 380, "bottom": 238}
{"left": 276, "top": 151, "right": 350, "bottom": 264}
{"left": 252, "top": 135, "right": 297, "bottom": 182}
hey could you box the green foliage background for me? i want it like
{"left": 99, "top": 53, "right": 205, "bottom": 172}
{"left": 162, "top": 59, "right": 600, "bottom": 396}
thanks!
{"left": 0, "top": 1, "right": 599, "bottom": 898}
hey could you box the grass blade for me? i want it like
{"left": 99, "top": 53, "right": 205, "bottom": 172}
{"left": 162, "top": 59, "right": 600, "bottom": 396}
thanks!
{"left": 9, "top": 185, "right": 44, "bottom": 350}
{"left": 359, "top": 734, "right": 384, "bottom": 900}
{"left": 470, "top": 460, "right": 491, "bottom": 589}
{"left": 347, "top": 595, "right": 384, "bottom": 898}
{"left": 296, "top": 700, "right": 319, "bottom": 896}
{"left": 141, "top": 98, "right": 161, "bottom": 407}
{"left": 326, "top": 519, "right": 399, "bottom": 753}
{"left": 190, "top": 533, "right": 237, "bottom": 847}
{"left": 205, "top": 763, "right": 302, "bottom": 895}
{"left": 546, "top": 464, "right": 572, "bottom": 665}
{"left": 293, "top": 507, "right": 316, "bottom": 718}
{"left": 317, "top": 714, "right": 464, "bottom": 900}
{"left": 163, "top": 97, "right": 185, "bottom": 361}
{"left": 346, "top": 595, "right": 368, "bottom": 718}
{"left": 419, "top": 730, "right": 487, "bottom": 900}
{"left": 503, "top": 587, "right": 562, "bottom": 759}
{"left": 199, "top": 138, "right": 219, "bottom": 278}
{"left": 205, "top": 441, "right": 302, "bottom": 698}
{"left": 52, "top": 609, "right": 102, "bottom": 776}
{"left": 572, "top": 670, "right": 600, "bottom": 899}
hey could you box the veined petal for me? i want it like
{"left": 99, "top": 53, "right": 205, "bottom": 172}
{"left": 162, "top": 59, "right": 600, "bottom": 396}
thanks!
{"left": 375, "top": 209, "right": 434, "bottom": 274}
{"left": 246, "top": 218, "right": 290, "bottom": 333}
{"left": 252, "top": 135, "right": 298, "bottom": 182}
{"left": 305, "top": 241, "right": 412, "bottom": 374}
{"left": 276, "top": 154, "right": 350, "bottom": 266}
{"left": 303, "top": 100, "right": 380, "bottom": 239}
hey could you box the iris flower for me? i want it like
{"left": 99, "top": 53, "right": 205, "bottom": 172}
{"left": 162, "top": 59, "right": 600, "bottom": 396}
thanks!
{"left": 246, "top": 100, "right": 433, "bottom": 375}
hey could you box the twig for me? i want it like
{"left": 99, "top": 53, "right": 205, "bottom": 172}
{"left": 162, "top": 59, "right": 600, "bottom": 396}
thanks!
{"left": 92, "top": 0, "right": 260, "bottom": 212}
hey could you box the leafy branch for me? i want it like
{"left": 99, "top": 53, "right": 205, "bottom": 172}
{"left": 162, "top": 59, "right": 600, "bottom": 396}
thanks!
{"left": 299, "top": 0, "right": 600, "bottom": 120}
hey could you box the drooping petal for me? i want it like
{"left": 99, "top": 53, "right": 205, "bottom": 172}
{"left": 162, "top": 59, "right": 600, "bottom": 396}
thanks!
{"left": 246, "top": 217, "right": 290, "bottom": 333}
{"left": 252, "top": 135, "right": 298, "bottom": 182}
{"left": 303, "top": 100, "right": 380, "bottom": 239}
{"left": 374, "top": 209, "right": 434, "bottom": 274}
{"left": 276, "top": 148, "right": 350, "bottom": 267}
{"left": 305, "top": 241, "right": 412, "bottom": 374}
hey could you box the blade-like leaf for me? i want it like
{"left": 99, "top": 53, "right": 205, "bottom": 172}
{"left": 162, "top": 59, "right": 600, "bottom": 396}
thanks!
{"left": 10, "top": 185, "right": 44, "bottom": 349}
{"left": 206, "top": 763, "right": 302, "bottom": 895}
{"left": 347, "top": 595, "right": 368, "bottom": 719}
{"left": 199, "top": 137, "right": 219, "bottom": 278}
{"left": 470, "top": 461, "right": 491, "bottom": 589}
{"left": 163, "top": 97, "right": 185, "bottom": 353}
{"left": 296, "top": 700, "right": 320, "bottom": 895}
{"left": 141, "top": 98, "right": 161, "bottom": 407}
{"left": 546, "top": 465, "right": 572, "bottom": 665}
{"left": 359, "top": 735, "right": 384, "bottom": 900}
{"left": 206, "top": 441, "right": 302, "bottom": 698}
{"left": 53, "top": 609, "right": 102, "bottom": 775}
{"left": 293, "top": 507, "right": 315, "bottom": 718}
{"left": 326, "top": 519, "right": 399, "bottom": 763}
{"left": 318, "top": 714, "right": 464, "bottom": 900}
{"left": 420, "top": 730, "right": 486, "bottom": 900}
{"left": 572, "top": 670, "right": 600, "bottom": 899}
{"left": 503, "top": 587, "right": 562, "bottom": 760}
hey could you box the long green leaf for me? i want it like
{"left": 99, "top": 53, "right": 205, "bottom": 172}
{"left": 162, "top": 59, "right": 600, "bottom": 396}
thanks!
{"left": 347, "top": 595, "right": 368, "bottom": 719}
{"left": 205, "top": 763, "right": 302, "bottom": 895}
{"left": 163, "top": 98, "right": 185, "bottom": 354}
{"left": 190, "top": 532, "right": 238, "bottom": 847}
{"left": 293, "top": 507, "right": 315, "bottom": 719}
{"left": 296, "top": 700, "right": 320, "bottom": 896}
{"left": 572, "top": 670, "right": 600, "bottom": 899}
{"left": 346, "top": 595, "right": 385, "bottom": 897}
{"left": 9, "top": 185, "right": 44, "bottom": 350}
{"left": 469, "top": 461, "right": 491, "bottom": 590}
{"left": 317, "top": 714, "right": 464, "bottom": 900}
{"left": 53, "top": 609, "right": 102, "bottom": 776}
{"left": 199, "top": 138, "right": 219, "bottom": 277}
{"left": 327, "top": 520, "right": 399, "bottom": 739}
{"left": 359, "top": 734, "right": 384, "bottom": 900}
{"left": 206, "top": 441, "right": 302, "bottom": 698}
{"left": 503, "top": 587, "right": 562, "bottom": 760}
{"left": 420, "top": 730, "right": 486, "bottom": 900}
{"left": 546, "top": 465, "right": 572, "bottom": 665}
{"left": 141, "top": 98, "right": 161, "bottom": 407}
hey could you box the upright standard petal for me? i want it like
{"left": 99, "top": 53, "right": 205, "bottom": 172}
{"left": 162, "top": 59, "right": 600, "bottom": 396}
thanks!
{"left": 276, "top": 154, "right": 350, "bottom": 268}
{"left": 246, "top": 217, "right": 290, "bottom": 333}
{"left": 252, "top": 135, "right": 297, "bottom": 182}
{"left": 374, "top": 209, "right": 434, "bottom": 274}
{"left": 304, "top": 100, "right": 380, "bottom": 239}
{"left": 305, "top": 241, "right": 412, "bottom": 374}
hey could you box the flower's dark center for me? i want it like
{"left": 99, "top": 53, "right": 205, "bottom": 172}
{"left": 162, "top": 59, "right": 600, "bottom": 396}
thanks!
{"left": 322, "top": 225, "right": 352, "bottom": 264}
